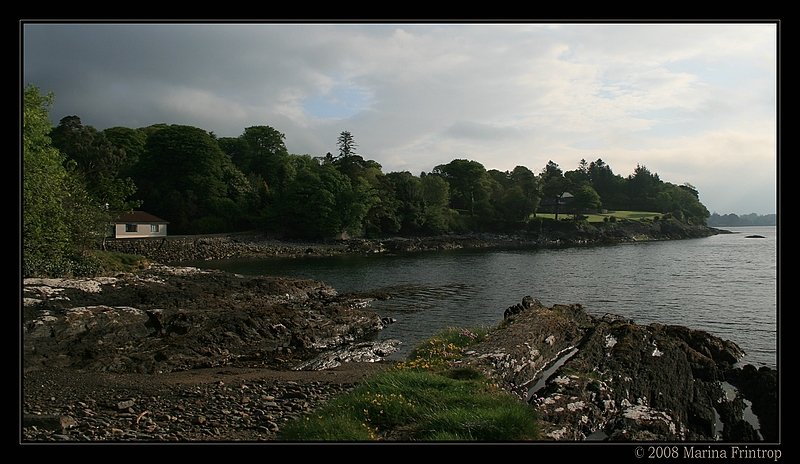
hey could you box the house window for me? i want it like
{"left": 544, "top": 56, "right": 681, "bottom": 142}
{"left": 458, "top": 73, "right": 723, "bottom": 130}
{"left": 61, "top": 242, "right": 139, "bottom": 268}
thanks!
{"left": 125, "top": 224, "right": 138, "bottom": 232}
{"left": 151, "top": 224, "right": 160, "bottom": 232}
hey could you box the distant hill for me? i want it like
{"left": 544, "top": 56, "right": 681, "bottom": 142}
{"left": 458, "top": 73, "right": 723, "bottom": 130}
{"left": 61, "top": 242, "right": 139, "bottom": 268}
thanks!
{"left": 707, "top": 212, "right": 776, "bottom": 227}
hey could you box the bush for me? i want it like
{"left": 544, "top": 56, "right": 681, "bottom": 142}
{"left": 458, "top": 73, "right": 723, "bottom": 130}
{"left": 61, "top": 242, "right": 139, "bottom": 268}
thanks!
{"left": 88, "top": 250, "right": 149, "bottom": 274}
{"left": 527, "top": 217, "right": 544, "bottom": 234}
{"left": 23, "top": 252, "right": 103, "bottom": 277}
{"left": 444, "top": 367, "right": 484, "bottom": 380}
{"left": 609, "top": 216, "right": 617, "bottom": 223}
{"left": 402, "top": 327, "right": 488, "bottom": 370}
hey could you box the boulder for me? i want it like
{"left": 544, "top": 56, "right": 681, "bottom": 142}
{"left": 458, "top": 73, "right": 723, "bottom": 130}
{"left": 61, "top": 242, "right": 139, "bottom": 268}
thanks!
{"left": 504, "top": 296, "right": 542, "bottom": 319}
{"left": 463, "top": 299, "right": 766, "bottom": 441}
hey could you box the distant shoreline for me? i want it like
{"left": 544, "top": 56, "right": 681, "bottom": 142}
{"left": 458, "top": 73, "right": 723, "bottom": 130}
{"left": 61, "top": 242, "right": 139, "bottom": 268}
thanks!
{"left": 714, "top": 224, "right": 777, "bottom": 228}
{"left": 103, "top": 219, "right": 723, "bottom": 264}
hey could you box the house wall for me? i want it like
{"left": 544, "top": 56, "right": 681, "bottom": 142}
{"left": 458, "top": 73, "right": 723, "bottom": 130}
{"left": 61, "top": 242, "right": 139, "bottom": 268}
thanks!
{"left": 113, "top": 223, "right": 168, "bottom": 239}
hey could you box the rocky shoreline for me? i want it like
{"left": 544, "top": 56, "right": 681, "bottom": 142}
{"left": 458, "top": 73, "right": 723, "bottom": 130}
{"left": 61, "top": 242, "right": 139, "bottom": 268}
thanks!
{"left": 22, "top": 263, "right": 775, "bottom": 443}
{"left": 463, "top": 298, "right": 777, "bottom": 442}
{"left": 22, "top": 265, "right": 398, "bottom": 441}
{"left": 23, "top": 265, "right": 396, "bottom": 374}
{"left": 102, "top": 219, "right": 723, "bottom": 263}
{"left": 22, "top": 364, "right": 388, "bottom": 441}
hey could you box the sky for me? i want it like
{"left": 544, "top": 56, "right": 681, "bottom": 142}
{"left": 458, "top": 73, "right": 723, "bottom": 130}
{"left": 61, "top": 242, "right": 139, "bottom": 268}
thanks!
{"left": 23, "top": 23, "right": 777, "bottom": 215}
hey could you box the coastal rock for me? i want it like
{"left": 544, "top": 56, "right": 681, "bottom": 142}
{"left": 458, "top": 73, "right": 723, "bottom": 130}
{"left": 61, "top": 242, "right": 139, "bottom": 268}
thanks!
{"left": 293, "top": 339, "right": 401, "bottom": 370}
{"left": 503, "top": 296, "right": 541, "bottom": 319}
{"left": 725, "top": 364, "right": 777, "bottom": 442}
{"left": 463, "top": 300, "right": 774, "bottom": 442}
{"left": 23, "top": 267, "right": 386, "bottom": 374}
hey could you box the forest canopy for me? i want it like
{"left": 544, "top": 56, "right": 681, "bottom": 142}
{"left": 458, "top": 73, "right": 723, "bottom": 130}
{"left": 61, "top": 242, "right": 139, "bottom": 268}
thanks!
{"left": 23, "top": 86, "right": 712, "bottom": 274}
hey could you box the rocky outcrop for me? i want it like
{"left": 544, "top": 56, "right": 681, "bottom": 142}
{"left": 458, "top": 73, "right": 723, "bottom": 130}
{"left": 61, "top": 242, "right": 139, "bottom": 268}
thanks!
{"left": 23, "top": 265, "right": 387, "bottom": 374}
{"left": 463, "top": 299, "right": 774, "bottom": 441}
{"left": 293, "top": 340, "right": 401, "bottom": 371}
{"left": 725, "top": 365, "right": 778, "bottom": 442}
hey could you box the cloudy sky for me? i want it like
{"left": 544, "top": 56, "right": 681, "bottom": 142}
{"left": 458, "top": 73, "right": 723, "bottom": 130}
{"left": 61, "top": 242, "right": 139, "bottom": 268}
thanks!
{"left": 23, "top": 23, "right": 777, "bottom": 214}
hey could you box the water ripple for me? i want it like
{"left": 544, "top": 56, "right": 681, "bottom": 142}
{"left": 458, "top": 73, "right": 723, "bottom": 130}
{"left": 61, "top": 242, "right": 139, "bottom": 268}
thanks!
{"left": 192, "top": 226, "right": 777, "bottom": 367}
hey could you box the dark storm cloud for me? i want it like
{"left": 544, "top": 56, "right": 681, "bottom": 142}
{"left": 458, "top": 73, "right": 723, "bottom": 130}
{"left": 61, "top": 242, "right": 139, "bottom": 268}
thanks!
{"left": 23, "top": 23, "right": 776, "bottom": 214}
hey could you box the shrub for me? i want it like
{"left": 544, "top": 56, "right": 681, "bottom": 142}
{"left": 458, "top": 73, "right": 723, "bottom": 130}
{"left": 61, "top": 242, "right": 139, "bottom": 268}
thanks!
{"left": 401, "top": 327, "right": 488, "bottom": 371}
{"left": 444, "top": 367, "right": 484, "bottom": 380}
{"left": 88, "top": 250, "right": 149, "bottom": 274}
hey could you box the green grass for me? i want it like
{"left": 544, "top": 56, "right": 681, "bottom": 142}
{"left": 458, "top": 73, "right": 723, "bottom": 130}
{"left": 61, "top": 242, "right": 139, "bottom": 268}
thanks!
{"left": 402, "top": 327, "right": 489, "bottom": 370}
{"left": 278, "top": 370, "right": 538, "bottom": 441}
{"left": 534, "top": 210, "right": 662, "bottom": 223}
{"left": 279, "top": 327, "right": 539, "bottom": 441}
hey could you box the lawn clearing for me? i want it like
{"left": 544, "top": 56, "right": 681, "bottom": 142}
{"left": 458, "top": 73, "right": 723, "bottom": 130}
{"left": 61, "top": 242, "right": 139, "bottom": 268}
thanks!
{"left": 534, "top": 210, "right": 662, "bottom": 223}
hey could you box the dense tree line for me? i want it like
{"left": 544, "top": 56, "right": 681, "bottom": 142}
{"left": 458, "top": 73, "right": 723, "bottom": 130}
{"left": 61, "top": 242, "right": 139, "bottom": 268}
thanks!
{"left": 23, "top": 86, "right": 712, "bottom": 274}
{"left": 23, "top": 87, "right": 110, "bottom": 276}
{"left": 707, "top": 213, "right": 776, "bottom": 227}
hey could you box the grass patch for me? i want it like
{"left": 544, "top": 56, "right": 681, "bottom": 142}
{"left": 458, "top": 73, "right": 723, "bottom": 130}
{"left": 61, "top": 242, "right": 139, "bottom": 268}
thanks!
{"left": 278, "top": 370, "right": 538, "bottom": 441}
{"left": 400, "top": 327, "right": 488, "bottom": 371}
{"left": 535, "top": 210, "right": 662, "bottom": 223}
{"left": 279, "top": 327, "right": 538, "bottom": 441}
{"left": 87, "top": 250, "right": 150, "bottom": 274}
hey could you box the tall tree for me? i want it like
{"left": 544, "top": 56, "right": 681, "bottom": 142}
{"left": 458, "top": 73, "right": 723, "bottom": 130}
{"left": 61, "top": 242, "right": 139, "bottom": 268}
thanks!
{"left": 588, "top": 158, "right": 627, "bottom": 210}
{"left": 387, "top": 171, "right": 424, "bottom": 234}
{"left": 102, "top": 126, "right": 147, "bottom": 177}
{"left": 656, "top": 182, "right": 710, "bottom": 224}
{"left": 134, "top": 125, "right": 251, "bottom": 233}
{"left": 337, "top": 131, "right": 357, "bottom": 159}
{"left": 23, "top": 86, "right": 105, "bottom": 276}
{"left": 540, "top": 161, "right": 569, "bottom": 220}
{"left": 51, "top": 116, "right": 139, "bottom": 212}
{"left": 23, "top": 86, "right": 70, "bottom": 275}
{"left": 572, "top": 184, "right": 602, "bottom": 217}
{"left": 627, "top": 164, "right": 661, "bottom": 211}
{"left": 432, "top": 159, "right": 491, "bottom": 216}
{"left": 238, "top": 126, "right": 293, "bottom": 195}
{"left": 276, "top": 161, "right": 369, "bottom": 239}
{"left": 510, "top": 166, "right": 540, "bottom": 220}
{"left": 419, "top": 173, "right": 452, "bottom": 233}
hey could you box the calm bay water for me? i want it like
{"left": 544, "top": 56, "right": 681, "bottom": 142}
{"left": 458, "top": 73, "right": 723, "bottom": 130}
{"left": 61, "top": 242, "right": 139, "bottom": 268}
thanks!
{"left": 189, "top": 226, "right": 777, "bottom": 367}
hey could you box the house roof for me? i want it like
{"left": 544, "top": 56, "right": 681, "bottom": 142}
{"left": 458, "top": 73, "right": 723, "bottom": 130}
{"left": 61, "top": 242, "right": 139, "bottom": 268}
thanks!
{"left": 115, "top": 211, "right": 169, "bottom": 224}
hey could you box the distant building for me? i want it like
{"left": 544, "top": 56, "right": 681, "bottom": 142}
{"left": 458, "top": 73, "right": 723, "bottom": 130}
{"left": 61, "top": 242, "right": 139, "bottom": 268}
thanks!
{"left": 539, "top": 192, "right": 574, "bottom": 214}
{"left": 110, "top": 211, "right": 169, "bottom": 239}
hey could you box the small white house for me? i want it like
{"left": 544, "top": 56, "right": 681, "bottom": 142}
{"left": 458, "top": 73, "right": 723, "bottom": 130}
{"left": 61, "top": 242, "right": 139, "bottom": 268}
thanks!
{"left": 111, "top": 211, "right": 169, "bottom": 239}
